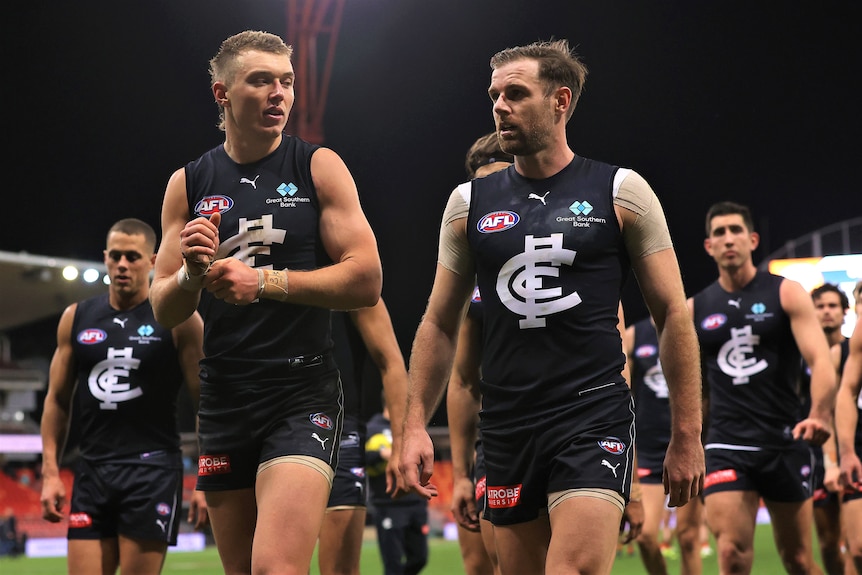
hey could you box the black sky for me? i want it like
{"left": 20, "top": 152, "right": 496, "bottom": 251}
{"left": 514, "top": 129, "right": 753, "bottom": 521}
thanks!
{"left": 5, "top": 1, "right": 861, "bottom": 370}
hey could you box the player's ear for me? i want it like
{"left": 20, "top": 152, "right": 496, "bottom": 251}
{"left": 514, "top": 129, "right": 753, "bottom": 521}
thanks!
{"left": 749, "top": 231, "right": 760, "bottom": 250}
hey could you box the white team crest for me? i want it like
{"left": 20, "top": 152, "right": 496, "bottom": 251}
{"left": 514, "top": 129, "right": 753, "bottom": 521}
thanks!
{"left": 496, "top": 234, "right": 581, "bottom": 329}
{"left": 88, "top": 347, "right": 143, "bottom": 410}
{"left": 644, "top": 361, "right": 668, "bottom": 398}
{"left": 717, "top": 325, "right": 768, "bottom": 384}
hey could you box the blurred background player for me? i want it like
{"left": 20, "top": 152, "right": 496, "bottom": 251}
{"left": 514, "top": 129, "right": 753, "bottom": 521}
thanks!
{"left": 691, "top": 201, "right": 835, "bottom": 575}
{"left": 367, "top": 402, "right": 429, "bottom": 575}
{"left": 40, "top": 218, "right": 207, "bottom": 574}
{"left": 836, "top": 317, "right": 862, "bottom": 573}
{"left": 625, "top": 315, "right": 705, "bottom": 575}
{"left": 804, "top": 283, "right": 853, "bottom": 574}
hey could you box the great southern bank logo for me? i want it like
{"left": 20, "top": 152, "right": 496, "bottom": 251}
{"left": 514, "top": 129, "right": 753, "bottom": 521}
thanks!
{"left": 478, "top": 211, "right": 519, "bottom": 233}
{"left": 277, "top": 182, "right": 298, "bottom": 197}
{"left": 569, "top": 200, "right": 593, "bottom": 215}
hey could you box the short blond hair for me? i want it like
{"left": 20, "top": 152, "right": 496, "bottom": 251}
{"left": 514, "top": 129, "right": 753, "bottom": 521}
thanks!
{"left": 208, "top": 30, "right": 293, "bottom": 131}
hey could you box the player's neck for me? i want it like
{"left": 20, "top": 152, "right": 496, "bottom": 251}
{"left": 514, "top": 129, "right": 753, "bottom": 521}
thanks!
{"left": 717, "top": 263, "right": 757, "bottom": 293}
{"left": 825, "top": 329, "right": 845, "bottom": 346}
{"left": 223, "top": 130, "right": 282, "bottom": 165}
{"left": 514, "top": 143, "right": 574, "bottom": 180}
{"left": 110, "top": 289, "right": 148, "bottom": 312}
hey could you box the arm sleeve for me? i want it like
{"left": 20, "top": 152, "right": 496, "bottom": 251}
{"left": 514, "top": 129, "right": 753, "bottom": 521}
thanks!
{"left": 437, "top": 182, "right": 475, "bottom": 278}
{"left": 613, "top": 169, "right": 674, "bottom": 259}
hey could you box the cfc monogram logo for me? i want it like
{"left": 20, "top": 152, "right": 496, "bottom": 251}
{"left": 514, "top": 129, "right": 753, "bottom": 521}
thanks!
{"left": 88, "top": 347, "right": 143, "bottom": 410}
{"left": 496, "top": 234, "right": 581, "bottom": 329}
{"left": 217, "top": 214, "right": 287, "bottom": 267}
{"left": 644, "top": 361, "right": 669, "bottom": 398}
{"left": 717, "top": 325, "right": 768, "bottom": 384}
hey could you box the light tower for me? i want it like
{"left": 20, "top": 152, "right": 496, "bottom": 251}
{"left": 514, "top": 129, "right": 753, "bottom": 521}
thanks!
{"left": 286, "top": 0, "right": 346, "bottom": 144}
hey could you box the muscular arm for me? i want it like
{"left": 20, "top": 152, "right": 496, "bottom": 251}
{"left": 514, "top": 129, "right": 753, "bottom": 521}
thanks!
{"left": 40, "top": 305, "right": 78, "bottom": 522}
{"left": 837, "top": 321, "right": 862, "bottom": 489}
{"left": 281, "top": 147, "right": 381, "bottom": 309}
{"left": 783, "top": 279, "right": 836, "bottom": 445}
{"left": 447, "top": 306, "right": 483, "bottom": 530}
{"left": 401, "top": 216, "right": 476, "bottom": 498}
{"left": 349, "top": 299, "right": 409, "bottom": 494}
{"left": 621, "top": 200, "right": 704, "bottom": 507}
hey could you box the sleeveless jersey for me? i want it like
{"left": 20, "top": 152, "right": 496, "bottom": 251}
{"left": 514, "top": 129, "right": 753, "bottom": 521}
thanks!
{"left": 185, "top": 135, "right": 332, "bottom": 385}
{"left": 464, "top": 157, "right": 629, "bottom": 422}
{"left": 693, "top": 271, "right": 802, "bottom": 448}
{"left": 70, "top": 294, "right": 183, "bottom": 461}
{"left": 631, "top": 318, "right": 672, "bottom": 459}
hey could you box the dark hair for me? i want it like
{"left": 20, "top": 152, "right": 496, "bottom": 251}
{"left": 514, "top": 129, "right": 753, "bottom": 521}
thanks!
{"left": 490, "top": 39, "right": 588, "bottom": 120}
{"left": 704, "top": 201, "right": 755, "bottom": 237}
{"left": 108, "top": 218, "right": 157, "bottom": 251}
{"left": 464, "top": 132, "right": 514, "bottom": 178}
{"left": 811, "top": 283, "right": 849, "bottom": 310}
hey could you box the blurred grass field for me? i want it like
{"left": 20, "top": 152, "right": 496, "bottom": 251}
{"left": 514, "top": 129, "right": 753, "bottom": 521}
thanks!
{"left": 0, "top": 522, "right": 800, "bottom": 574}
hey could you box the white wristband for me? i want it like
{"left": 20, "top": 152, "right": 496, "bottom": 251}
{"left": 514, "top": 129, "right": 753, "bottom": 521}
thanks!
{"left": 176, "top": 266, "right": 206, "bottom": 291}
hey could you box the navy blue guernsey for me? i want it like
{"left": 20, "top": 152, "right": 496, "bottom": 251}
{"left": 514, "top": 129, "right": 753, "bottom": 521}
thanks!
{"left": 185, "top": 136, "right": 332, "bottom": 384}
{"left": 70, "top": 294, "right": 183, "bottom": 462}
{"left": 465, "top": 157, "right": 629, "bottom": 422}
{"left": 693, "top": 272, "right": 802, "bottom": 449}
{"left": 631, "top": 318, "right": 671, "bottom": 461}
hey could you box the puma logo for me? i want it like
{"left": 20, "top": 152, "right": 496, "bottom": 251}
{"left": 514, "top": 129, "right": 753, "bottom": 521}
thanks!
{"left": 312, "top": 433, "right": 329, "bottom": 450}
{"left": 113, "top": 317, "right": 128, "bottom": 328}
{"left": 728, "top": 298, "right": 742, "bottom": 308}
{"left": 528, "top": 191, "right": 551, "bottom": 205}
{"left": 601, "top": 459, "right": 620, "bottom": 478}
{"left": 156, "top": 519, "right": 167, "bottom": 533}
{"left": 240, "top": 175, "right": 260, "bottom": 189}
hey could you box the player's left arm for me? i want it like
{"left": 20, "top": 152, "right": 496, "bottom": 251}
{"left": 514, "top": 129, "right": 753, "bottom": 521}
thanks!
{"left": 171, "top": 310, "right": 209, "bottom": 529}
{"left": 616, "top": 170, "right": 704, "bottom": 507}
{"left": 349, "top": 299, "right": 409, "bottom": 495}
{"left": 836, "top": 320, "right": 862, "bottom": 490}
{"left": 783, "top": 278, "right": 836, "bottom": 445}
{"left": 282, "top": 147, "right": 382, "bottom": 309}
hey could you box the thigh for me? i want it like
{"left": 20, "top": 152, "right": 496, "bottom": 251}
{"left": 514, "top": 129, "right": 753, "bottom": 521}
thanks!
{"left": 640, "top": 483, "right": 667, "bottom": 538}
{"left": 704, "top": 489, "right": 759, "bottom": 549}
{"left": 318, "top": 507, "right": 366, "bottom": 575}
{"left": 67, "top": 538, "right": 119, "bottom": 575}
{"left": 842, "top": 498, "right": 862, "bottom": 553}
{"left": 117, "top": 535, "right": 169, "bottom": 575}
{"left": 116, "top": 463, "right": 184, "bottom": 545}
{"left": 493, "top": 516, "right": 550, "bottom": 575}
{"left": 206, "top": 488, "right": 257, "bottom": 574}
{"left": 546, "top": 493, "right": 622, "bottom": 575}
{"left": 764, "top": 498, "right": 817, "bottom": 568}
{"left": 253, "top": 459, "right": 333, "bottom": 574}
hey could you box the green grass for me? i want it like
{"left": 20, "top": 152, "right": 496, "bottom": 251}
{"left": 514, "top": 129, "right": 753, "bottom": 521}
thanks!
{"left": 0, "top": 524, "right": 800, "bottom": 574}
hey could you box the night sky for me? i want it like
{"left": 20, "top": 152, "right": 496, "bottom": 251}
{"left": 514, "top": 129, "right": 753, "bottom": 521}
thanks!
{"left": 5, "top": 2, "right": 860, "bottom": 406}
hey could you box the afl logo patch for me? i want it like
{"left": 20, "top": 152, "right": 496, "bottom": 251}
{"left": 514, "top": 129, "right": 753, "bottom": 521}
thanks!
{"left": 309, "top": 412, "right": 334, "bottom": 430}
{"left": 156, "top": 502, "right": 172, "bottom": 516}
{"left": 194, "top": 195, "right": 234, "bottom": 216}
{"left": 701, "top": 313, "right": 727, "bottom": 330}
{"left": 478, "top": 211, "right": 519, "bottom": 233}
{"left": 471, "top": 286, "right": 482, "bottom": 303}
{"left": 598, "top": 437, "right": 626, "bottom": 455}
{"left": 635, "top": 344, "right": 657, "bottom": 358}
{"left": 77, "top": 329, "right": 107, "bottom": 345}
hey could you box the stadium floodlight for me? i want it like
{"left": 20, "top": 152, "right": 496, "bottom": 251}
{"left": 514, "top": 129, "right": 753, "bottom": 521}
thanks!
{"left": 62, "top": 266, "right": 79, "bottom": 281}
{"left": 83, "top": 268, "right": 101, "bottom": 283}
